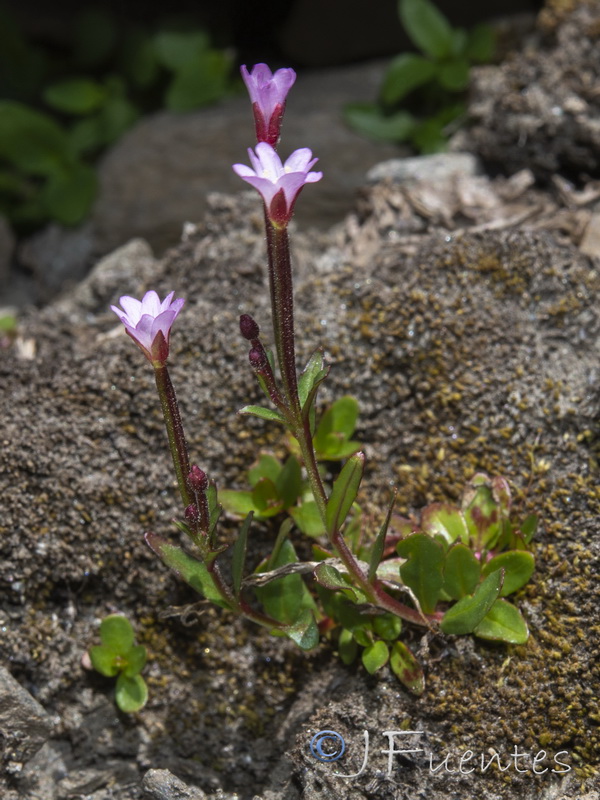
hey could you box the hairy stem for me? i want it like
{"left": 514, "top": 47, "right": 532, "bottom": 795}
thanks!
{"left": 154, "top": 364, "right": 192, "bottom": 508}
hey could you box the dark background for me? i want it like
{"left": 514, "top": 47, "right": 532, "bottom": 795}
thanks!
{"left": 6, "top": 0, "right": 542, "bottom": 68}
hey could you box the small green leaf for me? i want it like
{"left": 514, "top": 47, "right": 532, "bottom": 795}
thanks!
{"left": 286, "top": 608, "right": 319, "bottom": 651}
{"left": 474, "top": 599, "right": 529, "bottom": 644}
{"left": 231, "top": 511, "right": 252, "bottom": 597}
{"left": 115, "top": 673, "right": 148, "bottom": 713}
{"left": 206, "top": 481, "right": 221, "bottom": 539}
{"left": 145, "top": 532, "right": 231, "bottom": 608}
{"left": 238, "top": 405, "right": 285, "bottom": 423}
{"left": 421, "top": 503, "right": 468, "bottom": 545}
{"left": 315, "top": 396, "right": 359, "bottom": 450}
{"left": 248, "top": 454, "right": 281, "bottom": 488}
{"left": 338, "top": 628, "right": 358, "bottom": 665}
{"left": 290, "top": 501, "right": 325, "bottom": 537}
{"left": 440, "top": 569, "right": 504, "bottom": 635}
{"left": 298, "top": 348, "right": 326, "bottom": 409}
{"left": 89, "top": 645, "right": 120, "bottom": 677}
{"left": 520, "top": 514, "right": 538, "bottom": 544}
{"left": 99, "top": 615, "right": 135, "bottom": 653}
{"left": 251, "top": 477, "right": 283, "bottom": 516}
{"left": 122, "top": 645, "right": 147, "bottom": 677}
{"left": 368, "top": 491, "right": 397, "bottom": 582}
{"left": 372, "top": 613, "right": 402, "bottom": 641}
{"left": 464, "top": 23, "right": 495, "bottom": 63}
{"left": 462, "top": 479, "right": 502, "bottom": 549}
{"left": 362, "top": 640, "right": 389, "bottom": 674}
{"left": 437, "top": 58, "right": 470, "bottom": 91}
{"left": 443, "top": 543, "right": 481, "bottom": 599}
{"left": 326, "top": 452, "right": 365, "bottom": 536}
{"left": 43, "top": 78, "right": 106, "bottom": 115}
{"left": 275, "top": 455, "right": 302, "bottom": 508}
{"left": 399, "top": 0, "right": 455, "bottom": 60}
{"left": 314, "top": 562, "right": 358, "bottom": 601}
{"left": 255, "top": 539, "right": 316, "bottom": 625}
{"left": 389, "top": 640, "right": 425, "bottom": 695}
{"left": 218, "top": 489, "right": 257, "bottom": 518}
{"left": 396, "top": 533, "right": 445, "bottom": 614}
{"left": 381, "top": 53, "right": 437, "bottom": 105}
{"left": 482, "top": 551, "right": 534, "bottom": 597}
{"left": 344, "top": 103, "right": 415, "bottom": 143}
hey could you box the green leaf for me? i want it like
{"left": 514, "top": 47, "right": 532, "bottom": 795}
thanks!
{"left": 389, "top": 641, "right": 425, "bottom": 695}
{"left": 0, "top": 101, "right": 70, "bottom": 175}
{"left": 164, "top": 51, "right": 231, "bottom": 111}
{"left": 122, "top": 645, "right": 147, "bottom": 677}
{"left": 314, "top": 562, "right": 358, "bottom": 601}
{"left": 362, "top": 640, "right": 390, "bottom": 674}
{"left": 368, "top": 491, "right": 397, "bottom": 582}
{"left": 437, "top": 58, "right": 470, "bottom": 91}
{"left": 218, "top": 489, "right": 257, "bottom": 518}
{"left": 443, "top": 543, "right": 481, "bottom": 599}
{"left": 99, "top": 615, "right": 135, "bottom": 653}
{"left": 396, "top": 533, "right": 445, "bottom": 614}
{"left": 206, "top": 481, "right": 221, "bottom": 538}
{"left": 464, "top": 23, "right": 495, "bottom": 63}
{"left": 248, "top": 454, "right": 281, "bottom": 488}
{"left": 372, "top": 613, "right": 402, "bottom": 641}
{"left": 255, "top": 539, "right": 316, "bottom": 625}
{"left": 251, "top": 477, "right": 283, "bottom": 517}
{"left": 298, "top": 348, "right": 326, "bottom": 409}
{"left": 474, "top": 599, "right": 529, "bottom": 644}
{"left": 153, "top": 30, "right": 210, "bottom": 70}
{"left": 462, "top": 480, "right": 502, "bottom": 550}
{"left": 440, "top": 568, "right": 504, "bottom": 635}
{"left": 344, "top": 103, "right": 416, "bottom": 143}
{"left": 286, "top": 608, "right": 319, "bottom": 651}
{"left": 420, "top": 503, "right": 468, "bottom": 545}
{"left": 43, "top": 79, "right": 106, "bottom": 115}
{"left": 145, "top": 532, "right": 231, "bottom": 608}
{"left": 289, "top": 501, "right": 325, "bottom": 537}
{"left": 326, "top": 452, "right": 365, "bottom": 536}
{"left": 115, "top": 673, "right": 148, "bottom": 713}
{"left": 275, "top": 455, "right": 302, "bottom": 508}
{"left": 231, "top": 512, "right": 252, "bottom": 597}
{"left": 89, "top": 645, "right": 120, "bottom": 677}
{"left": 520, "top": 514, "right": 538, "bottom": 544}
{"left": 315, "top": 396, "right": 359, "bottom": 447}
{"left": 39, "top": 162, "right": 97, "bottom": 225}
{"left": 238, "top": 405, "right": 285, "bottom": 423}
{"left": 399, "top": 0, "right": 455, "bottom": 60}
{"left": 338, "top": 628, "right": 358, "bottom": 665}
{"left": 381, "top": 53, "right": 437, "bottom": 105}
{"left": 482, "top": 551, "right": 534, "bottom": 597}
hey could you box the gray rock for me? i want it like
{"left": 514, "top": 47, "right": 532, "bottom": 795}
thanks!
{"left": 143, "top": 769, "right": 207, "bottom": 800}
{"left": 0, "top": 666, "right": 54, "bottom": 767}
{"left": 367, "top": 152, "right": 480, "bottom": 185}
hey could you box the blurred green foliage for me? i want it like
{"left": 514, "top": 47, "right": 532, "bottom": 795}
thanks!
{"left": 0, "top": 6, "right": 236, "bottom": 231}
{"left": 345, "top": 0, "right": 495, "bottom": 152}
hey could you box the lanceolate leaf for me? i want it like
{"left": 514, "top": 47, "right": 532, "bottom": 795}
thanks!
{"left": 390, "top": 640, "right": 425, "bottom": 695}
{"left": 298, "top": 348, "right": 326, "bottom": 408}
{"left": 473, "top": 599, "right": 529, "bottom": 644}
{"left": 231, "top": 511, "right": 252, "bottom": 597}
{"left": 399, "top": 0, "right": 455, "bottom": 60}
{"left": 440, "top": 568, "right": 504, "bottom": 635}
{"left": 238, "top": 404, "right": 286, "bottom": 423}
{"left": 368, "top": 490, "right": 397, "bottom": 582}
{"left": 396, "top": 533, "right": 444, "bottom": 614}
{"left": 145, "top": 532, "right": 231, "bottom": 608}
{"left": 326, "top": 452, "right": 365, "bottom": 536}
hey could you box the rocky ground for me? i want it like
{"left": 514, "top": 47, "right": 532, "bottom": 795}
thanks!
{"left": 1, "top": 3, "right": 600, "bottom": 800}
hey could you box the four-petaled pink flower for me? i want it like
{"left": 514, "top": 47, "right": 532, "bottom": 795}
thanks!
{"left": 111, "top": 290, "right": 185, "bottom": 364}
{"left": 233, "top": 142, "right": 322, "bottom": 228}
{"left": 241, "top": 63, "right": 296, "bottom": 146}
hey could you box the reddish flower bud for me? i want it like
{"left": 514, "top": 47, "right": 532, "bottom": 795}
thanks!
{"left": 249, "top": 347, "right": 268, "bottom": 370}
{"left": 184, "top": 504, "right": 200, "bottom": 523}
{"left": 240, "top": 314, "right": 260, "bottom": 340}
{"left": 188, "top": 465, "right": 208, "bottom": 493}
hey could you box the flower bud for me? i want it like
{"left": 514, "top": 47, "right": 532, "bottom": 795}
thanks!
{"left": 188, "top": 465, "right": 208, "bottom": 493}
{"left": 184, "top": 504, "right": 200, "bottom": 523}
{"left": 240, "top": 314, "right": 260, "bottom": 340}
{"left": 249, "top": 347, "right": 268, "bottom": 371}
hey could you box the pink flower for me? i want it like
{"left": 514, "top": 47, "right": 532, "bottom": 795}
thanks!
{"left": 241, "top": 64, "right": 296, "bottom": 146}
{"left": 232, "top": 142, "right": 322, "bottom": 227}
{"left": 111, "top": 290, "right": 185, "bottom": 364}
